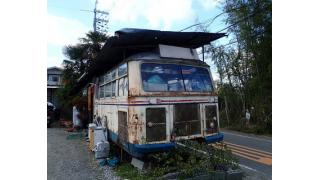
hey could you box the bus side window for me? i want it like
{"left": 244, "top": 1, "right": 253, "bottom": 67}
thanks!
{"left": 118, "top": 78, "right": 123, "bottom": 96}
{"left": 123, "top": 77, "right": 128, "bottom": 96}
{"left": 117, "top": 63, "right": 128, "bottom": 97}
{"left": 99, "top": 85, "right": 104, "bottom": 98}
{"left": 105, "top": 83, "right": 112, "bottom": 97}
{"left": 118, "top": 76, "right": 128, "bottom": 96}
{"left": 118, "top": 63, "right": 127, "bottom": 77}
{"left": 112, "top": 81, "right": 116, "bottom": 97}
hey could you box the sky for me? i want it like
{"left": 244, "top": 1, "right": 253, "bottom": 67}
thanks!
{"left": 47, "top": 0, "right": 230, "bottom": 79}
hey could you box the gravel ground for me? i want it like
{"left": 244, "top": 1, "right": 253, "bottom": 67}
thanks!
{"left": 47, "top": 128, "right": 120, "bottom": 180}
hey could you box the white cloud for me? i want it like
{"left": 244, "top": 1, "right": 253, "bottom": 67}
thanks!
{"left": 198, "top": 0, "right": 223, "bottom": 10}
{"left": 47, "top": 14, "right": 89, "bottom": 46}
{"left": 47, "top": 0, "right": 221, "bottom": 67}
{"left": 47, "top": 14, "right": 90, "bottom": 67}
{"left": 97, "top": 0, "right": 195, "bottom": 29}
{"left": 47, "top": 56, "right": 63, "bottom": 68}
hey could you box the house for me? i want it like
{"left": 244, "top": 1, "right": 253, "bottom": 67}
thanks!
{"left": 47, "top": 66, "right": 63, "bottom": 107}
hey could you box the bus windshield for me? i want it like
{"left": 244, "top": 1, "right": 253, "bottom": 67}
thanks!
{"left": 141, "top": 63, "right": 213, "bottom": 92}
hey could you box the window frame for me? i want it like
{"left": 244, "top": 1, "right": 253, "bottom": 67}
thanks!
{"left": 140, "top": 62, "right": 214, "bottom": 93}
{"left": 98, "top": 62, "right": 128, "bottom": 99}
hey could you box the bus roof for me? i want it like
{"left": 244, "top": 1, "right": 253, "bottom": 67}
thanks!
{"left": 72, "top": 28, "right": 225, "bottom": 95}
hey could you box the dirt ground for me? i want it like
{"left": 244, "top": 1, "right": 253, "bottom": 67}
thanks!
{"left": 47, "top": 127, "right": 119, "bottom": 180}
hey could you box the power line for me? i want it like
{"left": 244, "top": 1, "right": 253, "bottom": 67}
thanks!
{"left": 180, "top": 3, "right": 270, "bottom": 34}
{"left": 216, "top": 11, "right": 260, "bottom": 33}
{"left": 179, "top": 4, "right": 254, "bottom": 32}
{"left": 211, "top": 41, "right": 238, "bottom": 50}
{"left": 215, "top": 3, "right": 271, "bottom": 33}
{"left": 179, "top": 11, "right": 227, "bottom": 32}
{"left": 198, "top": 27, "right": 269, "bottom": 56}
{"left": 198, "top": 41, "right": 238, "bottom": 55}
{"left": 80, "top": 9, "right": 95, "bottom": 13}
{"left": 197, "top": 8, "right": 270, "bottom": 56}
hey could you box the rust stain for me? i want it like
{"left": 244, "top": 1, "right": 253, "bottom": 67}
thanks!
{"left": 129, "top": 88, "right": 139, "bottom": 96}
{"left": 127, "top": 107, "right": 143, "bottom": 144}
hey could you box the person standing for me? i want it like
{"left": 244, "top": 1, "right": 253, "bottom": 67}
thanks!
{"left": 72, "top": 105, "right": 82, "bottom": 130}
{"left": 245, "top": 109, "right": 251, "bottom": 127}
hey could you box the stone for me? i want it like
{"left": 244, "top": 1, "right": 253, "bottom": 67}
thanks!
{"left": 131, "top": 157, "right": 146, "bottom": 170}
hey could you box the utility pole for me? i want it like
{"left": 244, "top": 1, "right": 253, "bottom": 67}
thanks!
{"left": 93, "top": 0, "right": 109, "bottom": 33}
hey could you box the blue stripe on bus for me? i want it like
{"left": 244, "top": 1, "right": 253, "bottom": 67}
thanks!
{"left": 107, "top": 130, "right": 223, "bottom": 157}
{"left": 204, "top": 133, "right": 224, "bottom": 143}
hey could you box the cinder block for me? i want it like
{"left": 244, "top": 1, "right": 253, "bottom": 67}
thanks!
{"left": 131, "top": 157, "right": 146, "bottom": 170}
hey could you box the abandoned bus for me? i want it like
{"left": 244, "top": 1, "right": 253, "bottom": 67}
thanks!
{"left": 82, "top": 29, "right": 225, "bottom": 157}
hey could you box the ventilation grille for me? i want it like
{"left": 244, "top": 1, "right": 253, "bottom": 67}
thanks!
{"left": 146, "top": 108, "right": 166, "bottom": 142}
{"left": 205, "top": 105, "right": 218, "bottom": 134}
{"left": 174, "top": 104, "right": 201, "bottom": 136}
{"left": 118, "top": 111, "right": 128, "bottom": 144}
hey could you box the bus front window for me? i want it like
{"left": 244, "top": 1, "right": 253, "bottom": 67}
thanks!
{"left": 141, "top": 63, "right": 184, "bottom": 92}
{"left": 181, "top": 65, "right": 213, "bottom": 92}
{"left": 141, "top": 63, "right": 213, "bottom": 92}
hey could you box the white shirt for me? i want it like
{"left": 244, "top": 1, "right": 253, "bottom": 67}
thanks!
{"left": 73, "top": 106, "right": 81, "bottom": 127}
{"left": 246, "top": 111, "right": 251, "bottom": 120}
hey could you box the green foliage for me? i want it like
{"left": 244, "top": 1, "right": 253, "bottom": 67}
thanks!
{"left": 57, "top": 31, "right": 109, "bottom": 116}
{"left": 210, "top": 0, "right": 272, "bottom": 134}
{"left": 115, "top": 163, "right": 151, "bottom": 180}
{"left": 114, "top": 140, "right": 239, "bottom": 179}
{"left": 62, "top": 31, "right": 108, "bottom": 78}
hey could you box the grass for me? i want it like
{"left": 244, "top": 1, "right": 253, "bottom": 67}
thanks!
{"left": 114, "top": 163, "right": 152, "bottom": 180}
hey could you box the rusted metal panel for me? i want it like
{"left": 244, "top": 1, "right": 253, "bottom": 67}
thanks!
{"left": 128, "top": 106, "right": 144, "bottom": 144}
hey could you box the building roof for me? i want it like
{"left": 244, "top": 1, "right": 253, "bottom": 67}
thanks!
{"left": 47, "top": 66, "right": 63, "bottom": 74}
{"left": 47, "top": 66, "right": 63, "bottom": 71}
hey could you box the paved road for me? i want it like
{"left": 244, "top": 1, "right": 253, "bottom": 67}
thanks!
{"left": 221, "top": 129, "right": 272, "bottom": 180}
{"left": 47, "top": 128, "right": 119, "bottom": 180}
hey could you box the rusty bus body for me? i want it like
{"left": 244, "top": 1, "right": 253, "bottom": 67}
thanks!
{"left": 92, "top": 44, "right": 223, "bottom": 157}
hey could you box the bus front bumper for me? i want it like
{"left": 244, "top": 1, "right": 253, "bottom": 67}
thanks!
{"left": 130, "top": 132, "right": 224, "bottom": 155}
{"left": 204, "top": 132, "right": 224, "bottom": 143}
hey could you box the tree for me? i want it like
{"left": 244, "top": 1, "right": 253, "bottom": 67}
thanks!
{"left": 57, "top": 31, "right": 109, "bottom": 111}
{"left": 210, "top": 0, "right": 272, "bottom": 134}
{"left": 63, "top": 31, "right": 109, "bottom": 78}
